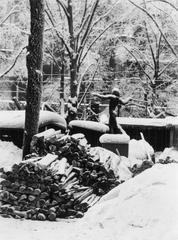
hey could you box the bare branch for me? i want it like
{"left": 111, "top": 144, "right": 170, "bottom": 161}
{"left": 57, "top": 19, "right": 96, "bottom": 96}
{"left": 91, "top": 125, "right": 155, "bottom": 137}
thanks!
{"left": 158, "top": 58, "right": 178, "bottom": 78}
{"left": 75, "top": 14, "right": 90, "bottom": 39}
{"left": 142, "top": 0, "right": 157, "bottom": 71}
{"left": 144, "top": 21, "right": 157, "bottom": 71}
{"left": 45, "top": 46, "right": 61, "bottom": 71}
{"left": 79, "top": 0, "right": 100, "bottom": 52}
{"left": 90, "top": 0, "right": 121, "bottom": 30}
{"left": 131, "top": 47, "right": 154, "bottom": 70}
{"left": 79, "top": 22, "right": 116, "bottom": 66}
{"left": 0, "top": 46, "right": 27, "bottom": 78}
{"left": 155, "top": 33, "right": 162, "bottom": 74}
{"left": 76, "top": 63, "right": 95, "bottom": 98}
{"left": 129, "top": 0, "right": 178, "bottom": 58}
{"left": 155, "top": 77, "right": 172, "bottom": 90}
{"left": 80, "top": 0, "right": 88, "bottom": 27}
{"left": 78, "top": 60, "right": 100, "bottom": 107}
{"left": 118, "top": 39, "right": 152, "bottom": 81}
{"left": 147, "top": 0, "right": 178, "bottom": 12}
{"left": 56, "top": 0, "right": 70, "bottom": 18}
{"left": 2, "top": 23, "right": 30, "bottom": 35}
{"left": 0, "top": 7, "right": 20, "bottom": 26}
{"left": 45, "top": 0, "right": 57, "bottom": 25}
{"left": 45, "top": 9, "right": 71, "bottom": 56}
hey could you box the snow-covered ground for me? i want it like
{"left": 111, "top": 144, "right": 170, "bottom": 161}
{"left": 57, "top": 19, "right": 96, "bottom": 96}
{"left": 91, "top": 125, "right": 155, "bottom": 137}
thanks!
{"left": 85, "top": 163, "right": 178, "bottom": 240}
{"left": 0, "top": 140, "right": 178, "bottom": 240}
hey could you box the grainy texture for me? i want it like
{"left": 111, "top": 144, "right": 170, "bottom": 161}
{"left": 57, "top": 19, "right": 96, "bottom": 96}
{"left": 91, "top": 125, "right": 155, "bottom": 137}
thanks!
{"left": 23, "top": 0, "right": 45, "bottom": 157}
{"left": 0, "top": 133, "right": 121, "bottom": 221}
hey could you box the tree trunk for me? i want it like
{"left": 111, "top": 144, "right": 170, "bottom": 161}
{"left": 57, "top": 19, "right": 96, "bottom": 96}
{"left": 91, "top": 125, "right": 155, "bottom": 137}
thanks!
{"left": 60, "top": 62, "right": 65, "bottom": 99}
{"left": 23, "top": 0, "right": 45, "bottom": 158}
{"left": 67, "top": 0, "right": 77, "bottom": 97}
{"left": 60, "top": 49, "right": 65, "bottom": 99}
{"left": 70, "top": 59, "right": 77, "bottom": 97}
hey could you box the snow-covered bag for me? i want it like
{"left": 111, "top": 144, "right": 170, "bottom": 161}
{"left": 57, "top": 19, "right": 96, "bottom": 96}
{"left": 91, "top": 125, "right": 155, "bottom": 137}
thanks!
{"left": 90, "top": 146, "right": 132, "bottom": 181}
{"left": 158, "top": 147, "right": 178, "bottom": 163}
{"left": 128, "top": 139, "right": 154, "bottom": 168}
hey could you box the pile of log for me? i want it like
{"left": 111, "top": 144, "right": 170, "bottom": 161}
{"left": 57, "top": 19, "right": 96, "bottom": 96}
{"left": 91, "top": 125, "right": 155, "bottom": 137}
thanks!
{"left": 0, "top": 130, "right": 120, "bottom": 221}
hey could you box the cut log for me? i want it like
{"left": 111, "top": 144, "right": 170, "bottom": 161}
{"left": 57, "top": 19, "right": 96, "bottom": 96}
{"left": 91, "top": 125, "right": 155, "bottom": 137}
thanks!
{"left": 32, "top": 129, "right": 56, "bottom": 142}
{"left": 50, "top": 158, "right": 68, "bottom": 175}
{"left": 37, "top": 154, "right": 58, "bottom": 168}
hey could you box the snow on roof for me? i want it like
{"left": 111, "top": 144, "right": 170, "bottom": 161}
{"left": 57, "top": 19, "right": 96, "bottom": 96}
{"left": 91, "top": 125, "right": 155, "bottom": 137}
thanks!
{"left": 117, "top": 116, "right": 178, "bottom": 128}
{"left": 0, "top": 110, "right": 67, "bottom": 129}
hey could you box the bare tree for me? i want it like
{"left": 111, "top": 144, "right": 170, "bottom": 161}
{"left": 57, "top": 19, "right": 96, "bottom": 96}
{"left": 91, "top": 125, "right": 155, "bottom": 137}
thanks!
{"left": 117, "top": 0, "right": 178, "bottom": 115}
{"left": 45, "top": 0, "right": 116, "bottom": 98}
{"left": 23, "top": 0, "right": 45, "bottom": 157}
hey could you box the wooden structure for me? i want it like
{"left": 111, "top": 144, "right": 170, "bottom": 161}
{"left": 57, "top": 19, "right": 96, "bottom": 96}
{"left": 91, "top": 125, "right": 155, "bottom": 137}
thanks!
{"left": 69, "top": 120, "right": 109, "bottom": 147}
{"left": 116, "top": 117, "right": 178, "bottom": 151}
{"left": 99, "top": 133, "right": 130, "bottom": 157}
{"left": 69, "top": 117, "right": 178, "bottom": 152}
{"left": 0, "top": 110, "right": 67, "bottom": 147}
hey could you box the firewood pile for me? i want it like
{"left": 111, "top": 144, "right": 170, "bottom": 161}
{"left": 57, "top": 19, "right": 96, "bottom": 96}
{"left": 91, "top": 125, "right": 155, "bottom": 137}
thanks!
{"left": 0, "top": 129, "right": 120, "bottom": 221}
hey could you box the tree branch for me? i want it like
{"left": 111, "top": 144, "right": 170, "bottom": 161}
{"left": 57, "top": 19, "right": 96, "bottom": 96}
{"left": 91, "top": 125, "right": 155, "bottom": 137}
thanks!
{"left": 76, "top": 63, "right": 95, "bottom": 98}
{"left": 129, "top": 0, "right": 178, "bottom": 58}
{"left": 158, "top": 58, "right": 178, "bottom": 78}
{"left": 45, "top": 9, "right": 71, "bottom": 56}
{"left": 0, "top": 46, "right": 27, "bottom": 78}
{"left": 75, "top": 14, "right": 90, "bottom": 40}
{"left": 80, "top": 0, "right": 88, "bottom": 28}
{"left": 154, "top": 33, "right": 162, "bottom": 79}
{"left": 132, "top": 47, "right": 154, "bottom": 70}
{"left": 118, "top": 39, "right": 152, "bottom": 81}
{"left": 90, "top": 0, "right": 121, "bottom": 30}
{"left": 45, "top": 46, "right": 61, "bottom": 71}
{"left": 0, "top": 7, "right": 20, "bottom": 26}
{"left": 147, "top": 0, "right": 178, "bottom": 12}
{"left": 56, "top": 0, "right": 70, "bottom": 18}
{"left": 143, "top": 20, "right": 157, "bottom": 74}
{"left": 45, "top": 0, "right": 57, "bottom": 25}
{"left": 79, "top": 0, "right": 100, "bottom": 54}
{"left": 79, "top": 22, "right": 116, "bottom": 66}
{"left": 2, "top": 23, "right": 30, "bottom": 35}
{"left": 78, "top": 60, "right": 100, "bottom": 106}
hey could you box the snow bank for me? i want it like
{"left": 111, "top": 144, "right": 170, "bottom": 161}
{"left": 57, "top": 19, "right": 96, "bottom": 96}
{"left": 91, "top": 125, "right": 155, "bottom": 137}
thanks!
{"left": 158, "top": 147, "right": 178, "bottom": 163}
{"left": 85, "top": 163, "right": 178, "bottom": 240}
{"left": 0, "top": 140, "right": 22, "bottom": 171}
{"left": 0, "top": 140, "right": 178, "bottom": 240}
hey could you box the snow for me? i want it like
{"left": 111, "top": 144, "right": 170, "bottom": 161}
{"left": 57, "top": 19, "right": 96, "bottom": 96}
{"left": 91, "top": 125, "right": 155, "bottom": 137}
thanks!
{"left": 85, "top": 163, "right": 178, "bottom": 240}
{"left": 0, "top": 140, "right": 178, "bottom": 240}
{"left": 0, "top": 140, "right": 22, "bottom": 171}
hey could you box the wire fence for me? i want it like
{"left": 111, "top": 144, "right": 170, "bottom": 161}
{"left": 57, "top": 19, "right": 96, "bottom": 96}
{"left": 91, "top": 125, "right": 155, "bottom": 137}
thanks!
{"left": 0, "top": 72, "right": 178, "bottom": 115}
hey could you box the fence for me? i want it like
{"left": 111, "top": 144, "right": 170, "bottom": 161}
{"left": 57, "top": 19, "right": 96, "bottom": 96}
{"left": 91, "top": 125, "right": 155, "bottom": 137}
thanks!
{"left": 1, "top": 72, "right": 178, "bottom": 115}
